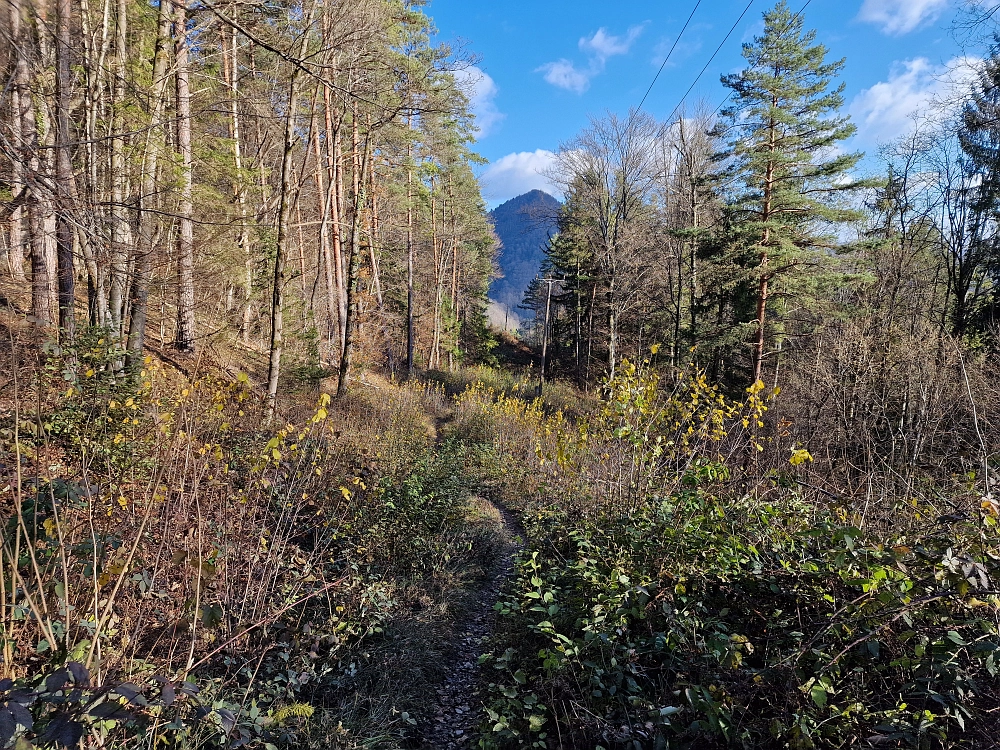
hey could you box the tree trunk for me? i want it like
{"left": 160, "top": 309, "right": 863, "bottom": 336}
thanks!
{"left": 6, "top": 0, "right": 27, "bottom": 282}
{"left": 224, "top": 15, "right": 252, "bottom": 345}
{"left": 321, "top": 91, "right": 347, "bottom": 352}
{"left": 607, "top": 275, "right": 617, "bottom": 380}
{"left": 126, "top": 0, "right": 172, "bottom": 366}
{"left": 312, "top": 125, "right": 338, "bottom": 351}
{"left": 430, "top": 178, "right": 441, "bottom": 370}
{"left": 753, "top": 106, "right": 778, "bottom": 384}
{"left": 55, "top": 0, "right": 76, "bottom": 343}
{"left": 368, "top": 143, "right": 383, "bottom": 309}
{"left": 266, "top": 7, "right": 313, "bottom": 417}
{"left": 107, "top": 0, "right": 129, "bottom": 336}
{"left": 332, "top": 114, "right": 348, "bottom": 349}
{"left": 448, "top": 180, "right": 458, "bottom": 370}
{"left": 173, "top": 0, "right": 196, "bottom": 353}
{"left": 78, "top": 0, "right": 101, "bottom": 326}
{"left": 15, "top": 0, "right": 53, "bottom": 325}
{"left": 406, "top": 136, "right": 415, "bottom": 377}
{"left": 337, "top": 106, "right": 367, "bottom": 397}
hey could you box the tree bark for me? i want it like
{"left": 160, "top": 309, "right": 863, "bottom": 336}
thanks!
{"left": 430, "top": 177, "right": 441, "bottom": 370}
{"left": 107, "top": 0, "right": 129, "bottom": 336}
{"left": 55, "top": 0, "right": 76, "bottom": 343}
{"left": 406, "top": 136, "right": 415, "bottom": 377}
{"left": 321, "top": 93, "right": 347, "bottom": 351}
{"left": 126, "top": 0, "right": 172, "bottom": 366}
{"left": 337, "top": 105, "right": 367, "bottom": 397}
{"left": 266, "top": 8, "right": 313, "bottom": 417}
{"left": 368, "top": 140, "right": 383, "bottom": 309}
{"left": 223, "top": 15, "right": 253, "bottom": 345}
{"left": 6, "top": 0, "right": 27, "bottom": 282}
{"left": 753, "top": 103, "right": 778, "bottom": 384}
{"left": 312, "top": 124, "right": 339, "bottom": 351}
{"left": 15, "top": 0, "right": 53, "bottom": 325}
{"left": 173, "top": 0, "right": 196, "bottom": 353}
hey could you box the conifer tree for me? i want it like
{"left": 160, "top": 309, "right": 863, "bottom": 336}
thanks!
{"left": 717, "top": 0, "right": 870, "bottom": 383}
{"left": 958, "top": 46, "right": 1000, "bottom": 333}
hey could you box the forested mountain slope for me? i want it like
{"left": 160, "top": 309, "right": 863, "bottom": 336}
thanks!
{"left": 488, "top": 190, "right": 561, "bottom": 311}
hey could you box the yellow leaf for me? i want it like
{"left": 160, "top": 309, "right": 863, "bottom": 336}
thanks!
{"left": 789, "top": 449, "right": 813, "bottom": 466}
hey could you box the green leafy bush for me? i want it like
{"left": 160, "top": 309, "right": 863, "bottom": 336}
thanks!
{"left": 461, "top": 363, "right": 1000, "bottom": 749}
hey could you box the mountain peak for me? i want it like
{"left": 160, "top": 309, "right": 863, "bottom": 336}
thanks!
{"left": 489, "top": 191, "right": 562, "bottom": 312}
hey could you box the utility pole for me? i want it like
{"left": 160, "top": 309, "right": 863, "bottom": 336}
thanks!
{"left": 538, "top": 278, "right": 558, "bottom": 397}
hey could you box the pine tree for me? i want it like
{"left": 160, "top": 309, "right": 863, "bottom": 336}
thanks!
{"left": 716, "top": 0, "right": 870, "bottom": 383}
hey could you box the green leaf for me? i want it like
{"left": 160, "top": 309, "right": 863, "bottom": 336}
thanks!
{"left": 810, "top": 684, "right": 827, "bottom": 709}
{"left": 947, "top": 631, "right": 969, "bottom": 646}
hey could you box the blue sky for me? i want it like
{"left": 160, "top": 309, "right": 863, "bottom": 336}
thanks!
{"left": 427, "top": 0, "right": 978, "bottom": 206}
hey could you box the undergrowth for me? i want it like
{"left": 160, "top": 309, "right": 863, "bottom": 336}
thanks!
{"left": 456, "top": 359, "right": 1000, "bottom": 749}
{"left": 0, "top": 327, "right": 503, "bottom": 749}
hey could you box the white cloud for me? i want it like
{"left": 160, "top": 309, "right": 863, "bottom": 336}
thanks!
{"left": 580, "top": 26, "right": 645, "bottom": 62}
{"left": 849, "top": 57, "right": 979, "bottom": 147}
{"left": 650, "top": 34, "right": 702, "bottom": 68}
{"left": 857, "top": 0, "right": 950, "bottom": 35}
{"left": 453, "top": 66, "right": 504, "bottom": 137}
{"left": 480, "top": 150, "right": 561, "bottom": 203}
{"left": 537, "top": 25, "right": 645, "bottom": 94}
{"left": 537, "top": 60, "right": 593, "bottom": 94}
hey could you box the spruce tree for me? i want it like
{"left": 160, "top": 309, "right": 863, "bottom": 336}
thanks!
{"left": 717, "top": 0, "right": 870, "bottom": 383}
{"left": 958, "top": 46, "right": 1000, "bottom": 335}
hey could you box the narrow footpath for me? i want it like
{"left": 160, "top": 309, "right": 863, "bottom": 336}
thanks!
{"left": 419, "top": 416, "right": 524, "bottom": 749}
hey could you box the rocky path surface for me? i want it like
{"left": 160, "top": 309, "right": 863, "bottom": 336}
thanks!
{"left": 419, "top": 496, "right": 523, "bottom": 749}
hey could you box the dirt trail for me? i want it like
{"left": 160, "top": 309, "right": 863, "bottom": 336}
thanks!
{"left": 419, "top": 415, "right": 524, "bottom": 749}
{"left": 419, "top": 499, "right": 521, "bottom": 749}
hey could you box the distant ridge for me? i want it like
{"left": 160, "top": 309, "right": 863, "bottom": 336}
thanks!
{"left": 489, "top": 190, "right": 562, "bottom": 313}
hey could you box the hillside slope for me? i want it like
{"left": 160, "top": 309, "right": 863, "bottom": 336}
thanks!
{"left": 488, "top": 190, "right": 561, "bottom": 312}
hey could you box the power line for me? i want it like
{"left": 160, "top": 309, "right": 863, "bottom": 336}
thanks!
{"left": 665, "top": 0, "right": 757, "bottom": 124}
{"left": 638, "top": 0, "right": 705, "bottom": 112}
{"left": 709, "top": 0, "right": 815, "bottom": 119}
